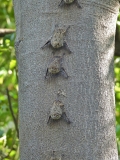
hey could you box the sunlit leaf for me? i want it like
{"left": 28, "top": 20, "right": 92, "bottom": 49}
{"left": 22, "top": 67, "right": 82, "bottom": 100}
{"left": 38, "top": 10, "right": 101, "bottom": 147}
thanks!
{"left": 9, "top": 60, "right": 16, "bottom": 69}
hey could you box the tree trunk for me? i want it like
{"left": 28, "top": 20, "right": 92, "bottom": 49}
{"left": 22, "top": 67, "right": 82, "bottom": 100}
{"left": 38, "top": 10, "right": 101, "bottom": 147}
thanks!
{"left": 13, "top": 0, "right": 119, "bottom": 159}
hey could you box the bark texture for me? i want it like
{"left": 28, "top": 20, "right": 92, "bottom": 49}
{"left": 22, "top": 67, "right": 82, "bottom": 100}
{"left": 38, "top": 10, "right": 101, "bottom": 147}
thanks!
{"left": 13, "top": 0, "right": 119, "bottom": 159}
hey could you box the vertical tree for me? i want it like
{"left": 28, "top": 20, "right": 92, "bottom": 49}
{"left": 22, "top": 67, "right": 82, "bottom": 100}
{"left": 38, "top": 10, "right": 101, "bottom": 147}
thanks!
{"left": 13, "top": 0, "right": 119, "bottom": 159}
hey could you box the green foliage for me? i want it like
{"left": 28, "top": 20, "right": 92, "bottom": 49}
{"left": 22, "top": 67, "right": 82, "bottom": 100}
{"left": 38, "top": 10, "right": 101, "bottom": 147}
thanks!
{"left": 0, "top": 0, "right": 19, "bottom": 159}
{"left": 0, "top": 0, "right": 15, "bottom": 28}
{"left": 115, "top": 57, "right": 120, "bottom": 154}
{"left": 0, "top": 0, "right": 120, "bottom": 159}
{"left": 116, "top": 11, "right": 120, "bottom": 155}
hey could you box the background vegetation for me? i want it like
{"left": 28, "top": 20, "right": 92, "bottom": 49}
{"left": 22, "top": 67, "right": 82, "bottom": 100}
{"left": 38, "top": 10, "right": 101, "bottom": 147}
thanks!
{"left": 0, "top": 0, "right": 119, "bottom": 159}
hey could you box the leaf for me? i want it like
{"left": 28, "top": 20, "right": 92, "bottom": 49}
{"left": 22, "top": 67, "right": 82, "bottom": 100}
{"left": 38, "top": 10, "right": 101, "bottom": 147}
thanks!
{"left": 9, "top": 60, "right": 16, "bottom": 69}
{"left": 0, "top": 130, "right": 4, "bottom": 138}
{"left": 116, "top": 125, "right": 120, "bottom": 137}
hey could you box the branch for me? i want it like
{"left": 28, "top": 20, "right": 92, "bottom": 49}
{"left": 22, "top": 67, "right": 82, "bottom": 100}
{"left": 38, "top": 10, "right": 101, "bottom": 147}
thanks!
{"left": 0, "top": 29, "right": 15, "bottom": 37}
{"left": 115, "top": 41, "right": 120, "bottom": 57}
{"left": 115, "top": 24, "right": 120, "bottom": 57}
{"left": 6, "top": 88, "right": 19, "bottom": 138}
{"left": 15, "top": 68, "right": 18, "bottom": 83}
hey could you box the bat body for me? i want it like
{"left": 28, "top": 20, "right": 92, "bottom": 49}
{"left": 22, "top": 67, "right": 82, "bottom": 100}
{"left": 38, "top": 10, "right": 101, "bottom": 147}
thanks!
{"left": 47, "top": 100, "right": 71, "bottom": 124}
{"left": 41, "top": 26, "right": 72, "bottom": 53}
{"left": 58, "top": 0, "right": 82, "bottom": 8}
{"left": 45, "top": 54, "right": 68, "bottom": 79}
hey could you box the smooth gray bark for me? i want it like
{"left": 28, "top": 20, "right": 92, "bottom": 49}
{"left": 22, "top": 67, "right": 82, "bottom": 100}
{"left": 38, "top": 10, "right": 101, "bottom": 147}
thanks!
{"left": 13, "top": 0, "right": 119, "bottom": 159}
